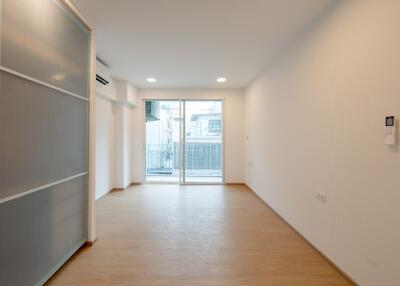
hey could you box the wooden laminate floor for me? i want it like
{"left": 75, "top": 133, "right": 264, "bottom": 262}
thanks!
{"left": 47, "top": 184, "right": 352, "bottom": 286}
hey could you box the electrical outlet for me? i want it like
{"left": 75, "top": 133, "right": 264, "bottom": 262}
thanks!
{"left": 316, "top": 192, "right": 327, "bottom": 204}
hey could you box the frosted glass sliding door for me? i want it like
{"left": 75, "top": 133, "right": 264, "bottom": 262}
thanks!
{"left": 0, "top": 0, "right": 90, "bottom": 285}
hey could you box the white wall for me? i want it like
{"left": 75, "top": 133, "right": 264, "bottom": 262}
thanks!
{"left": 114, "top": 80, "right": 138, "bottom": 188}
{"left": 95, "top": 78, "right": 138, "bottom": 199}
{"left": 95, "top": 97, "right": 115, "bottom": 200}
{"left": 244, "top": 1, "right": 400, "bottom": 285}
{"left": 95, "top": 77, "right": 118, "bottom": 200}
{"left": 131, "top": 88, "right": 245, "bottom": 183}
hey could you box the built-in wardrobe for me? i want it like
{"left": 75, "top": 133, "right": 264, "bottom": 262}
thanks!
{"left": 0, "top": 0, "right": 91, "bottom": 284}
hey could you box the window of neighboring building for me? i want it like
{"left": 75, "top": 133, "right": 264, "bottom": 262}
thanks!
{"left": 208, "top": 119, "right": 221, "bottom": 134}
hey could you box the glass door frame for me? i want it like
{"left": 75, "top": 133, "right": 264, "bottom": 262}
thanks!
{"left": 143, "top": 99, "right": 225, "bottom": 185}
{"left": 143, "top": 99, "right": 182, "bottom": 184}
{"left": 181, "top": 99, "right": 225, "bottom": 185}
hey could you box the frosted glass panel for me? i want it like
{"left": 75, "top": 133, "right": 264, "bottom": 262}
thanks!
{"left": 0, "top": 175, "right": 87, "bottom": 286}
{"left": 1, "top": 0, "right": 90, "bottom": 97}
{"left": 0, "top": 71, "right": 88, "bottom": 200}
{"left": 0, "top": 0, "right": 90, "bottom": 284}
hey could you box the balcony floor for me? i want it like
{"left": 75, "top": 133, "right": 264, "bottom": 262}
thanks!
{"left": 146, "top": 175, "right": 222, "bottom": 183}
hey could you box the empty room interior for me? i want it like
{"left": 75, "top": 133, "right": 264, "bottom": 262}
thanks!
{"left": 1, "top": 0, "right": 399, "bottom": 285}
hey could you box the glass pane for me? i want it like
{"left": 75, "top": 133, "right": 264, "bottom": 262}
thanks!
{"left": 0, "top": 71, "right": 88, "bottom": 200}
{"left": 184, "top": 101, "right": 223, "bottom": 183}
{"left": 145, "top": 100, "right": 181, "bottom": 183}
{"left": 1, "top": 0, "right": 90, "bottom": 96}
{"left": 0, "top": 175, "right": 87, "bottom": 285}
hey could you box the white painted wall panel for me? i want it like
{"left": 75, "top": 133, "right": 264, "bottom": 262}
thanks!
{"left": 245, "top": 1, "right": 400, "bottom": 284}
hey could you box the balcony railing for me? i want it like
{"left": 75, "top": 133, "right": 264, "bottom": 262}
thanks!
{"left": 146, "top": 143, "right": 222, "bottom": 177}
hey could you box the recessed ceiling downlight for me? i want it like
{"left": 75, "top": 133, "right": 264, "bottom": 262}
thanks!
{"left": 217, "top": 77, "right": 227, "bottom": 83}
{"left": 147, "top": 78, "right": 157, "bottom": 83}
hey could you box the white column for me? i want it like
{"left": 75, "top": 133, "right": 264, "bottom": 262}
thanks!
{"left": 114, "top": 80, "right": 138, "bottom": 188}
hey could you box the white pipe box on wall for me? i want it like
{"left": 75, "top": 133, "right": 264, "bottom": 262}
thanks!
{"left": 116, "top": 80, "right": 138, "bottom": 107}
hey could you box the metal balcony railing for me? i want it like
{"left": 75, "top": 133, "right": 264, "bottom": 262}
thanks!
{"left": 146, "top": 143, "right": 222, "bottom": 176}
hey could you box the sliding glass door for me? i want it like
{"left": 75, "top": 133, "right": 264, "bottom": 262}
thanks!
{"left": 183, "top": 101, "right": 223, "bottom": 183}
{"left": 145, "top": 100, "right": 181, "bottom": 183}
{"left": 144, "top": 100, "right": 223, "bottom": 184}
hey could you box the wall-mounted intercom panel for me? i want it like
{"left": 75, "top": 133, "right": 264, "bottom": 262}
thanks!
{"left": 385, "top": 116, "right": 397, "bottom": 146}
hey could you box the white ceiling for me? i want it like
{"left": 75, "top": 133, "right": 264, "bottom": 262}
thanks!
{"left": 73, "top": 0, "right": 335, "bottom": 88}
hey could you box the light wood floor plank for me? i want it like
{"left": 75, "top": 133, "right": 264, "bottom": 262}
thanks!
{"left": 46, "top": 184, "right": 352, "bottom": 286}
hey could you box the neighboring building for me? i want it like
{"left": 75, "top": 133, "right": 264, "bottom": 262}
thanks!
{"left": 186, "top": 113, "right": 222, "bottom": 142}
